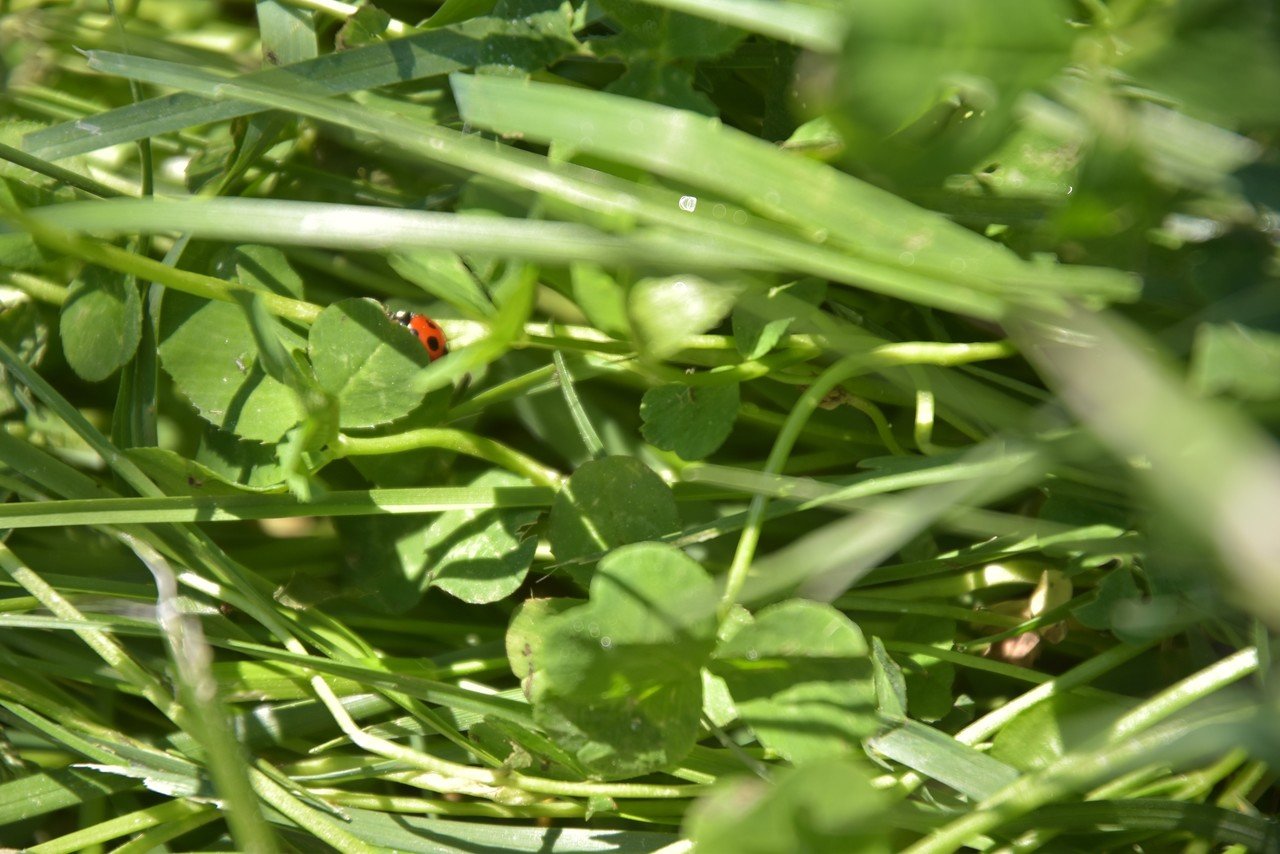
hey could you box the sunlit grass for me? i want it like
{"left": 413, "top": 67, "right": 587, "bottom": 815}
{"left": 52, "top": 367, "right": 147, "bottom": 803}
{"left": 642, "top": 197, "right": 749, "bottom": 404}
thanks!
{"left": 0, "top": 0, "right": 1277, "bottom": 851}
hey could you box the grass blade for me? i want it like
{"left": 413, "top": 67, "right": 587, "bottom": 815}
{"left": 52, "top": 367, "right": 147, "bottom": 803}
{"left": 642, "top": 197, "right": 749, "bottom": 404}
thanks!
{"left": 23, "top": 25, "right": 493, "bottom": 159}
{"left": 27, "top": 197, "right": 774, "bottom": 271}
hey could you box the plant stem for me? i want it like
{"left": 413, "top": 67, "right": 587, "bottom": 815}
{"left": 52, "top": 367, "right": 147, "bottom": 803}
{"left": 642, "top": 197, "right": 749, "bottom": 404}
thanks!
{"left": 719, "top": 340, "right": 1015, "bottom": 616}
{"left": 4, "top": 210, "right": 322, "bottom": 324}
{"left": 336, "top": 429, "right": 563, "bottom": 487}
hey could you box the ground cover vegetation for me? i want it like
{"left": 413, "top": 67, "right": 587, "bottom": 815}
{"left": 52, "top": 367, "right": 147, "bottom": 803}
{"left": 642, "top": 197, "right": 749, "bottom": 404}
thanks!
{"left": 0, "top": 0, "right": 1279, "bottom": 850}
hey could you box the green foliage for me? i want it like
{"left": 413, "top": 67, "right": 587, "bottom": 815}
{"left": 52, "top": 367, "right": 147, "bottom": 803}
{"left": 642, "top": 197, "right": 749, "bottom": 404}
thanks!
{"left": 1191, "top": 322, "right": 1280, "bottom": 400}
{"left": 0, "top": 293, "right": 48, "bottom": 416}
{"left": 1122, "top": 0, "right": 1280, "bottom": 127}
{"left": 989, "top": 693, "right": 1133, "bottom": 773}
{"left": 0, "top": 0, "right": 1277, "bottom": 850}
{"left": 335, "top": 5, "right": 392, "bottom": 48}
{"left": 892, "top": 615, "right": 956, "bottom": 722}
{"left": 732, "top": 278, "right": 826, "bottom": 360}
{"left": 568, "top": 263, "right": 628, "bottom": 337}
{"left": 308, "top": 297, "right": 432, "bottom": 429}
{"left": 628, "top": 275, "right": 740, "bottom": 358}
{"left": 60, "top": 265, "right": 142, "bottom": 382}
{"left": 389, "top": 250, "right": 495, "bottom": 320}
{"left": 547, "top": 456, "right": 680, "bottom": 565}
{"left": 687, "top": 759, "right": 891, "bottom": 854}
{"left": 515, "top": 542, "right": 717, "bottom": 778}
{"left": 830, "top": 0, "right": 1077, "bottom": 184}
{"left": 640, "top": 382, "right": 739, "bottom": 460}
{"left": 157, "top": 245, "right": 307, "bottom": 442}
{"left": 128, "top": 447, "right": 287, "bottom": 495}
{"left": 481, "top": 0, "right": 578, "bottom": 72}
{"left": 423, "top": 470, "right": 540, "bottom": 603}
{"left": 594, "top": 0, "right": 745, "bottom": 113}
{"left": 710, "top": 600, "right": 876, "bottom": 764}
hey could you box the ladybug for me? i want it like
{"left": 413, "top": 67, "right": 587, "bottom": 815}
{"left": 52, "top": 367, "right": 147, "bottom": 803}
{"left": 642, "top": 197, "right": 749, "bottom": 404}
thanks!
{"left": 391, "top": 310, "right": 447, "bottom": 361}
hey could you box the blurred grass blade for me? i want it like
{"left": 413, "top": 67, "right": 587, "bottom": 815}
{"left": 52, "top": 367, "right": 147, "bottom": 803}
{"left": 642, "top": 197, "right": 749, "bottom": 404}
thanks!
{"left": 26, "top": 198, "right": 773, "bottom": 271}
{"left": 452, "top": 74, "right": 1138, "bottom": 308}
{"left": 1015, "top": 308, "right": 1280, "bottom": 627}
{"left": 740, "top": 440, "right": 1047, "bottom": 605}
{"left": 633, "top": 0, "right": 846, "bottom": 51}
{"left": 687, "top": 448, "right": 1041, "bottom": 511}
{"left": 911, "top": 706, "right": 1262, "bottom": 853}
{"left": 119, "top": 533, "right": 277, "bottom": 852}
{"left": 1005, "top": 800, "right": 1280, "bottom": 851}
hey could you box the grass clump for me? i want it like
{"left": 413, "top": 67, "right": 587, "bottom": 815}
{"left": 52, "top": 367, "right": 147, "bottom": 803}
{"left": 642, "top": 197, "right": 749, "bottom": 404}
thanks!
{"left": 0, "top": 0, "right": 1278, "bottom": 851}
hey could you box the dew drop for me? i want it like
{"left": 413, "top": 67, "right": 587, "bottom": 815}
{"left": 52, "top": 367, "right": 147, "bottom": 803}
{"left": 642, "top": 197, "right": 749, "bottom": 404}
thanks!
{"left": 600, "top": 636, "right": 613, "bottom": 649}
{"left": 678, "top": 195, "right": 698, "bottom": 212}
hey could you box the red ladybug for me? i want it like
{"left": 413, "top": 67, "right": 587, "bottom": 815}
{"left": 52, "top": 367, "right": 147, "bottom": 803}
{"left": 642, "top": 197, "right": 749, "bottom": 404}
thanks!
{"left": 391, "top": 310, "right": 447, "bottom": 361}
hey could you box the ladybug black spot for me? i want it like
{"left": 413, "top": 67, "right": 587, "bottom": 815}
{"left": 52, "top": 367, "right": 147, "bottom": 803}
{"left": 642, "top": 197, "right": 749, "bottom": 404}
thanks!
{"left": 427, "top": 335, "right": 441, "bottom": 350}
